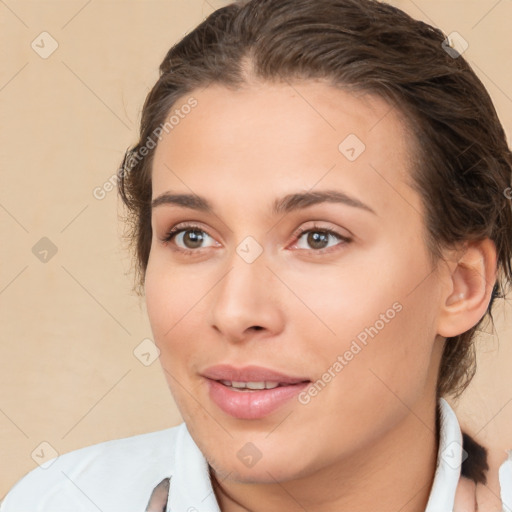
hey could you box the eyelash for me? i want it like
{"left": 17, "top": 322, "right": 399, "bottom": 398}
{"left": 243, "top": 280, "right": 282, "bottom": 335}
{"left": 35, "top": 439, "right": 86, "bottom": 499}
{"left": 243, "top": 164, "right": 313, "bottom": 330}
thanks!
{"left": 160, "top": 222, "right": 352, "bottom": 256}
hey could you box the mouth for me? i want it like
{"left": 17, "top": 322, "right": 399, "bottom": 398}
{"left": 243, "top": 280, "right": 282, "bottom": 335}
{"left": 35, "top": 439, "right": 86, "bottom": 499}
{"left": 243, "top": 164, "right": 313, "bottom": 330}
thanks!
{"left": 201, "top": 365, "right": 311, "bottom": 419}
{"left": 216, "top": 380, "right": 308, "bottom": 391}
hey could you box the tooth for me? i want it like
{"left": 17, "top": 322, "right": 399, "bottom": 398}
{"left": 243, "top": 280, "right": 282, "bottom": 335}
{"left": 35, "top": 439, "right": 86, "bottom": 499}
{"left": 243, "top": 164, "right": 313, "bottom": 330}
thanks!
{"left": 222, "top": 381, "right": 283, "bottom": 390}
{"left": 246, "top": 382, "right": 266, "bottom": 390}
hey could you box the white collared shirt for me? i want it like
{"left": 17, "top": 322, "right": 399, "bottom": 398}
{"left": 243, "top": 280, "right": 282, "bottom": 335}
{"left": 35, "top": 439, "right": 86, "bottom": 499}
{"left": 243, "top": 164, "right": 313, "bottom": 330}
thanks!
{"left": 1, "top": 398, "right": 511, "bottom": 511}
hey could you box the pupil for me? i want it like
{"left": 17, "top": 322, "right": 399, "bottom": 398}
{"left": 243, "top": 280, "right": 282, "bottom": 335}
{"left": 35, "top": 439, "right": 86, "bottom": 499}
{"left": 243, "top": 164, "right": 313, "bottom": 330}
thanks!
{"left": 308, "top": 231, "right": 328, "bottom": 249}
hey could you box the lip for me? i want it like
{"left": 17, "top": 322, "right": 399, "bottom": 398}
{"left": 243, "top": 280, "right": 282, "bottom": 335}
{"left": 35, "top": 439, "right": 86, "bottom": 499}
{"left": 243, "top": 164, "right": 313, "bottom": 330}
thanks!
{"left": 202, "top": 364, "right": 311, "bottom": 420}
{"left": 201, "top": 364, "right": 309, "bottom": 384}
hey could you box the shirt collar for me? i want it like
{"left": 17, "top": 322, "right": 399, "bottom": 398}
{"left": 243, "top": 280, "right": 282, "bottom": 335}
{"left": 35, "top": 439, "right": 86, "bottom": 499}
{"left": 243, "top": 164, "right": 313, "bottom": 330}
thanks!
{"left": 425, "top": 397, "right": 463, "bottom": 511}
{"left": 166, "top": 397, "right": 462, "bottom": 512}
{"left": 167, "top": 422, "right": 221, "bottom": 512}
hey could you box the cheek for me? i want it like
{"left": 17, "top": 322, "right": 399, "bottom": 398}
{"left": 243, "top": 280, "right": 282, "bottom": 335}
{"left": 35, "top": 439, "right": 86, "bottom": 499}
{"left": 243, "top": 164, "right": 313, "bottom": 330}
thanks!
{"left": 144, "top": 253, "right": 219, "bottom": 404}
{"left": 294, "top": 248, "right": 438, "bottom": 393}
{"left": 279, "top": 257, "right": 404, "bottom": 351}
{"left": 289, "top": 276, "right": 439, "bottom": 458}
{"left": 338, "top": 278, "right": 439, "bottom": 410}
{"left": 144, "top": 266, "right": 195, "bottom": 399}
{"left": 144, "top": 268, "right": 174, "bottom": 343}
{"left": 144, "top": 251, "right": 205, "bottom": 343}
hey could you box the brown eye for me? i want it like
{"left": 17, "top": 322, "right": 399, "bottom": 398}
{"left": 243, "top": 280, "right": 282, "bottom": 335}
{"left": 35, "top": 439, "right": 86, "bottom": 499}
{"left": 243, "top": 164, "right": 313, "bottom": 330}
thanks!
{"left": 292, "top": 226, "right": 352, "bottom": 253}
{"left": 181, "top": 229, "right": 206, "bottom": 249}
{"left": 306, "top": 231, "right": 330, "bottom": 250}
{"left": 161, "top": 224, "right": 217, "bottom": 252}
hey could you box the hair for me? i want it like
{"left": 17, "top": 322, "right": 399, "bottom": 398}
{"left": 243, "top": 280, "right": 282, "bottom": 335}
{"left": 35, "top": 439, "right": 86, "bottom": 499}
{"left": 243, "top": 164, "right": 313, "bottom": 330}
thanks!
{"left": 117, "top": 0, "right": 512, "bottom": 401}
{"left": 461, "top": 432, "right": 489, "bottom": 484}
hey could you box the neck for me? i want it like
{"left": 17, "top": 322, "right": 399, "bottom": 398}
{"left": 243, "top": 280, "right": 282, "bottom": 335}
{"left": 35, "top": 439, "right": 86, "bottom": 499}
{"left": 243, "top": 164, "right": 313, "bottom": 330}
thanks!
{"left": 211, "top": 397, "right": 440, "bottom": 512}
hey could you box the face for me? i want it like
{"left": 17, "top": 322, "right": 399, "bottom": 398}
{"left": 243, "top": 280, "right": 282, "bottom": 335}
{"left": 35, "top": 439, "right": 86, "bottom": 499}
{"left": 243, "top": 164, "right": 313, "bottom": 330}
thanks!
{"left": 145, "top": 81, "right": 446, "bottom": 483}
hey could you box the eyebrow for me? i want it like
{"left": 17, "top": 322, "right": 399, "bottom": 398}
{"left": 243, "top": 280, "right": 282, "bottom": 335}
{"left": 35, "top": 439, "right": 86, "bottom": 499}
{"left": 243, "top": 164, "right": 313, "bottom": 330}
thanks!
{"left": 151, "top": 189, "right": 376, "bottom": 216}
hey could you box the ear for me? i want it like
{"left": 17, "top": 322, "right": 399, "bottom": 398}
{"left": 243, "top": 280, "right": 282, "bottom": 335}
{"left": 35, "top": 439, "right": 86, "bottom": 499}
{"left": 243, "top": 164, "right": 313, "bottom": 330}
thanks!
{"left": 437, "top": 238, "right": 498, "bottom": 338}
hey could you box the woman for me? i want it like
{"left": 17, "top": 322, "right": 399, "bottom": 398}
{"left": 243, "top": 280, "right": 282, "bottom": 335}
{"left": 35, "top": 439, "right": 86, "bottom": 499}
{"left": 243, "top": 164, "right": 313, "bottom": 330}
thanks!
{"left": 2, "top": 0, "right": 511, "bottom": 510}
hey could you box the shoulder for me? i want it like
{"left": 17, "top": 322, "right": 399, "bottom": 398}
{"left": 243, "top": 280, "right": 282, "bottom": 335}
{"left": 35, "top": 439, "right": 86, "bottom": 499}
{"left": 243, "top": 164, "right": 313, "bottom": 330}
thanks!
{"left": 1, "top": 423, "right": 185, "bottom": 512}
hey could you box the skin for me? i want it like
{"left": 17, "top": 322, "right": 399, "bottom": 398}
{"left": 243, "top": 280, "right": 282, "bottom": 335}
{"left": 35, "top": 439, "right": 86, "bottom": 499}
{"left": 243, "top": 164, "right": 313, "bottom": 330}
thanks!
{"left": 142, "top": 477, "right": 479, "bottom": 512}
{"left": 141, "top": 475, "right": 482, "bottom": 512}
{"left": 144, "top": 80, "right": 497, "bottom": 511}
{"left": 144, "top": 478, "right": 169, "bottom": 512}
{"left": 454, "top": 477, "right": 477, "bottom": 512}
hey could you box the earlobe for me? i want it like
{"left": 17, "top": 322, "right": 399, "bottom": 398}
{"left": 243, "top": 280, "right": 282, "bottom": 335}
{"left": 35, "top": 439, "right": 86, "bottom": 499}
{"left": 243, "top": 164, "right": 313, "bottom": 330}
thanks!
{"left": 437, "top": 239, "right": 497, "bottom": 338}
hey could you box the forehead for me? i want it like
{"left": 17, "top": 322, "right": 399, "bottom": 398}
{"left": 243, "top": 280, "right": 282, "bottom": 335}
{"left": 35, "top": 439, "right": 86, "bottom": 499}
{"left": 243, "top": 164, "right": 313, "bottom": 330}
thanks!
{"left": 151, "top": 81, "right": 420, "bottom": 221}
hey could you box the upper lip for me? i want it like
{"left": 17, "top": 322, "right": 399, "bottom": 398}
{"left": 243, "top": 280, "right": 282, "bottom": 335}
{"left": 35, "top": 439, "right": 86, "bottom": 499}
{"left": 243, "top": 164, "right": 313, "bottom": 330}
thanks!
{"left": 202, "top": 364, "right": 310, "bottom": 384}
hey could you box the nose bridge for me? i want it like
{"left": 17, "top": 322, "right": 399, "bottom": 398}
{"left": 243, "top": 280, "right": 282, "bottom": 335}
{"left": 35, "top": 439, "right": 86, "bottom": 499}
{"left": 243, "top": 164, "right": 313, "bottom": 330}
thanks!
{"left": 216, "top": 244, "right": 270, "bottom": 314}
{"left": 210, "top": 241, "right": 284, "bottom": 340}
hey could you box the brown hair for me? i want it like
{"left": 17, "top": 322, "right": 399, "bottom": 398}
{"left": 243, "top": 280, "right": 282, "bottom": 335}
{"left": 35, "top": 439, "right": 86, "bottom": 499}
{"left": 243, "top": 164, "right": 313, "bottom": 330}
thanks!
{"left": 117, "top": 0, "right": 512, "bottom": 399}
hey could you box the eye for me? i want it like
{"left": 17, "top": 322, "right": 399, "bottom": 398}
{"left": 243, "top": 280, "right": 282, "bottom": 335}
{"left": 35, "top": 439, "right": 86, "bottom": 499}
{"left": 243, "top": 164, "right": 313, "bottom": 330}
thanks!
{"left": 160, "top": 223, "right": 218, "bottom": 253}
{"left": 159, "top": 222, "right": 352, "bottom": 256}
{"left": 291, "top": 224, "right": 351, "bottom": 252}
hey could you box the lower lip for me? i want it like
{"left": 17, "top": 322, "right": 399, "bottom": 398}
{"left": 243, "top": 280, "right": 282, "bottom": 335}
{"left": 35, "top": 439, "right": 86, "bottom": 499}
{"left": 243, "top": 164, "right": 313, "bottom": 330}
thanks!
{"left": 206, "top": 379, "right": 309, "bottom": 420}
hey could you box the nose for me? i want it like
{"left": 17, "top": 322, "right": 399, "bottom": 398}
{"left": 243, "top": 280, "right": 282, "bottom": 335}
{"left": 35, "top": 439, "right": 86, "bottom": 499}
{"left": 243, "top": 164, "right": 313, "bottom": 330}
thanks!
{"left": 209, "top": 249, "right": 285, "bottom": 344}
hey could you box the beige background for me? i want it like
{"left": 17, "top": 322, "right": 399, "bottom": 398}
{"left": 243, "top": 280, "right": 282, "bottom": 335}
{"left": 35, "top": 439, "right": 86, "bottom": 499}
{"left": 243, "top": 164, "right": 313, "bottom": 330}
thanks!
{"left": 1, "top": 0, "right": 511, "bottom": 504}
